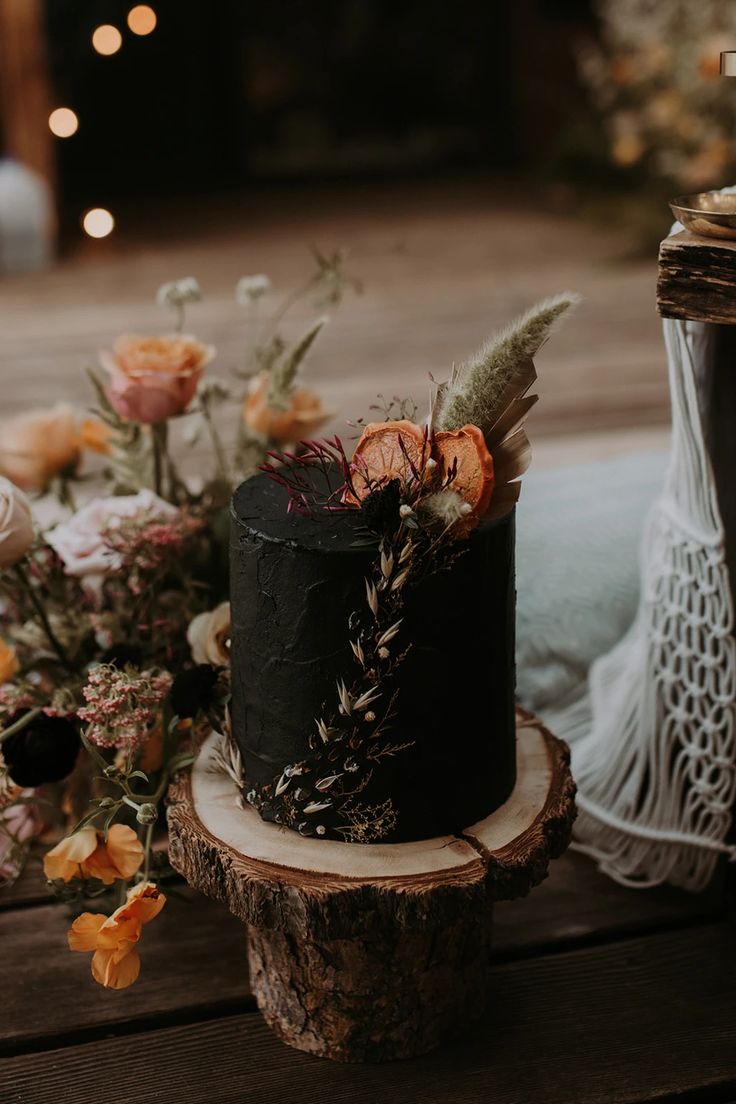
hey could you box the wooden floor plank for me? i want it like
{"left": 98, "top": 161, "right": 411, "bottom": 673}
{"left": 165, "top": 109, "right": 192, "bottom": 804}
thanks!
{"left": 1, "top": 888, "right": 252, "bottom": 1055}
{"left": 493, "top": 850, "right": 723, "bottom": 957}
{"left": 1, "top": 851, "right": 722, "bottom": 1054}
{"left": 0, "top": 181, "right": 668, "bottom": 440}
{"left": 4, "top": 924, "right": 734, "bottom": 1104}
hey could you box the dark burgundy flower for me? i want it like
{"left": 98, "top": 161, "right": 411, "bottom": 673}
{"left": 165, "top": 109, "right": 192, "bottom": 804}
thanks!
{"left": 361, "top": 479, "right": 401, "bottom": 535}
{"left": 170, "top": 665, "right": 219, "bottom": 719}
{"left": 3, "top": 712, "right": 80, "bottom": 787}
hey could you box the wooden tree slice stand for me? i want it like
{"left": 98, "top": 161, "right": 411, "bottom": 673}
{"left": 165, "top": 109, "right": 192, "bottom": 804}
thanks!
{"left": 168, "top": 710, "right": 576, "bottom": 1063}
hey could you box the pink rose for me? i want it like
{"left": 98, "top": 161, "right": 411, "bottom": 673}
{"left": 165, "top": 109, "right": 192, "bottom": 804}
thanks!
{"left": 46, "top": 490, "right": 178, "bottom": 577}
{"left": 0, "top": 791, "right": 43, "bottom": 885}
{"left": 0, "top": 477, "right": 34, "bottom": 570}
{"left": 100, "top": 334, "right": 215, "bottom": 424}
{"left": 0, "top": 403, "right": 80, "bottom": 491}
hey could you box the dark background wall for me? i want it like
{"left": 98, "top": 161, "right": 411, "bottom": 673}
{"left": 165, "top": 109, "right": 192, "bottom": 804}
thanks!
{"left": 44, "top": 0, "right": 594, "bottom": 209}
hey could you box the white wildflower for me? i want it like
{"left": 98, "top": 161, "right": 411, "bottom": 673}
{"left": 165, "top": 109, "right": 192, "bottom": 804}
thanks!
{"left": 236, "top": 274, "right": 272, "bottom": 305}
{"left": 157, "top": 277, "right": 202, "bottom": 309}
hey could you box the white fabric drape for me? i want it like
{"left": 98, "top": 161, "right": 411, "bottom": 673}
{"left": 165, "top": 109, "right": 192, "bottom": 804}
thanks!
{"left": 570, "top": 316, "right": 736, "bottom": 889}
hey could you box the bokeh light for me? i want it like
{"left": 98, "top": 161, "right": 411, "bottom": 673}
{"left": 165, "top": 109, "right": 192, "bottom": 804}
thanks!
{"left": 127, "top": 5, "right": 157, "bottom": 35}
{"left": 91, "top": 25, "right": 123, "bottom": 56}
{"left": 48, "top": 107, "right": 79, "bottom": 139}
{"left": 82, "top": 208, "right": 115, "bottom": 239}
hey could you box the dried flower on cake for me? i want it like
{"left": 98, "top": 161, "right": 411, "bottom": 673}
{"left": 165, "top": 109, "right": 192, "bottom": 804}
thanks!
{"left": 348, "top": 420, "right": 428, "bottom": 502}
{"left": 68, "top": 880, "right": 165, "bottom": 989}
{"left": 100, "top": 334, "right": 215, "bottom": 424}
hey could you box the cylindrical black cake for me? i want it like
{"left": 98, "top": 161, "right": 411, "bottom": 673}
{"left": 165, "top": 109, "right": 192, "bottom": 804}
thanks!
{"left": 230, "top": 471, "right": 516, "bottom": 841}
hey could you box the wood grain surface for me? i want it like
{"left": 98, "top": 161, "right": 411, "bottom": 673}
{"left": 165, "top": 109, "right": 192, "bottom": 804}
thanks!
{"left": 658, "top": 229, "right": 736, "bottom": 324}
{"left": 5, "top": 924, "right": 734, "bottom": 1104}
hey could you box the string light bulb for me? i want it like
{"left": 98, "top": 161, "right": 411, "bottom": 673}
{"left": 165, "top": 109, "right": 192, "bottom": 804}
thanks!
{"left": 48, "top": 108, "right": 79, "bottom": 138}
{"left": 82, "top": 209, "right": 115, "bottom": 239}
{"left": 127, "top": 5, "right": 157, "bottom": 35}
{"left": 92, "top": 25, "right": 122, "bottom": 56}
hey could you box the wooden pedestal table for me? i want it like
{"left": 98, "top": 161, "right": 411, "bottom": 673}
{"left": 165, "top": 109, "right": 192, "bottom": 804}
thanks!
{"left": 167, "top": 711, "right": 576, "bottom": 1063}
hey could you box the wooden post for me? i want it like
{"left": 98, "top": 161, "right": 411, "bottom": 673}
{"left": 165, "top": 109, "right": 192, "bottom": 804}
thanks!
{"left": 168, "top": 712, "right": 576, "bottom": 1062}
{"left": 0, "top": 0, "right": 55, "bottom": 189}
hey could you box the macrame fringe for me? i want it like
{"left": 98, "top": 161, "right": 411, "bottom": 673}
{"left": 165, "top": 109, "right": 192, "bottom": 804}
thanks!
{"left": 569, "top": 316, "right": 736, "bottom": 891}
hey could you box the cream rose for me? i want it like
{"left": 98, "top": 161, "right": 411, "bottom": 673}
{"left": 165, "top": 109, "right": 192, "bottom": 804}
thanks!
{"left": 0, "top": 404, "right": 80, "bottom": 491}
{"left": 187, "top": 602, "right": 230, "bottom": 666}
{"left": 46, "top": 490, "right": 178, "bottom": 578}
{"left": 0, "top": 478, "right": 34, "bottom": 570}
{"left": 100, "top": 334, "right": 215, "bottom": 424}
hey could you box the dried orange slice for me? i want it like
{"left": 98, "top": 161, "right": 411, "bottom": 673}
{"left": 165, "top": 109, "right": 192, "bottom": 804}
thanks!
{"left": 349, "top": 420, "right": 427, "bottom": 501}
{"left": 434, "top": 424, "right": 495, "bottom": 530}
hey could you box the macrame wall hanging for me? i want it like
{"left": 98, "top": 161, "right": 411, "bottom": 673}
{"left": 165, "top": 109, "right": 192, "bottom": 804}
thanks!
{"left": 570, "top": 311, "right": 736, "bottom": 890}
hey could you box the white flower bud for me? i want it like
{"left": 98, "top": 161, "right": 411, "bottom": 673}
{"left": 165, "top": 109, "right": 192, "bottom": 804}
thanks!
{"left": 235, "top": 274, "right": 272, "bottom": 305}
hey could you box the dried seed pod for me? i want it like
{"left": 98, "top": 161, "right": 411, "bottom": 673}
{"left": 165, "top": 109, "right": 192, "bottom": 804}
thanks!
{"left": 275, "top": 772, "right": 291, "bottom": 796}
{"left": 391, "top": 569, "right": 410, "bottom": 591}
{"left": 365, "top": 578, "right": 379, "bottom": 618}
{"left": 376, "top": 620, "right": 402, "bottom": 648}
{"left": 304, "top": 800, "right": 332, "bottom": 814}
{"left": 315, "top": 773, "right": 343, "bottom": 792}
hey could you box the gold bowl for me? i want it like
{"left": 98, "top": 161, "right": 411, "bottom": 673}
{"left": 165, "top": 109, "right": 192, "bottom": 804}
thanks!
{"left": 670, "top": 192, "right": 736, "bottom": 240}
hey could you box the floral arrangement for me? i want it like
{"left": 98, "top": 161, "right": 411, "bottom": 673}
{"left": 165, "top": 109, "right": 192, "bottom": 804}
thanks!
{"left": 243, "top": 293, "right": 578, "bottom": 842}
{"left": 579, "top": 0, "right": 736, "bottom": 191}
{"left": 0, "top": 250, "right": 357, "bottom": 988}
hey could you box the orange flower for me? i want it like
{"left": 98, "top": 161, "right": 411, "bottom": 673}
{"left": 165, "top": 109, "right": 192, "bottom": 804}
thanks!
{"left": 0, "top": 639, "right": 18, "bottom": 684}
{"left": 243, "top": 371, "right": 333, "bottom": 443}
{"left": 433, "top": 424, "right": 495, "bottom": 535}
{"left": 0, "top": 404, "right": 80, "bottom": 491}
{"left": 78, "top": 418, "right": 114, "bottom": 456}
{"left": 100, "top": 334, "right": 214, "bottom": 424}
{"left": 68, "top": 881, "right": 166, "bottom": 989}
{"left": 43, "top": 823, "right": 144, "bottom": 884}
{"left": 349, "top": 420, "right": 495, "bottom": 536}
{"left": 348, "top": 420, "right": 427, "bottom": 502}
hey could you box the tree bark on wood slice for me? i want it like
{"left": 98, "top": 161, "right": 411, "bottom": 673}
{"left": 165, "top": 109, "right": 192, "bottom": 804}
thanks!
{"left": 167, "top": 710, "right": 575, "bottom": 1061}
{"left": 658, "top": 230, "right": 736, "bottom": 325}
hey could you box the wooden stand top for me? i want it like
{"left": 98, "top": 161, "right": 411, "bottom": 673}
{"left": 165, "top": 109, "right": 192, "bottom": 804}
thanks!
{"left": 658, "top": 229, "right": 736, "bottom": 324}
{"left": 168, "top": 712, "right": 576, "bottom": 940}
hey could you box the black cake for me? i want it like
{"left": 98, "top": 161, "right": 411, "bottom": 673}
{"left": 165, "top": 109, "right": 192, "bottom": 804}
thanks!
{"left": 229, "top": 470, "right": 517, "bottom": 842}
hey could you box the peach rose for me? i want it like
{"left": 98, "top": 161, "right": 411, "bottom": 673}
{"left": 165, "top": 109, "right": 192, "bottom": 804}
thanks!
{"left": 0, "top": 640, "right": 18, "bottom": 684}
{"left": 243, "top": 371, "right": 332, "bottom": 444}
{"left": 68, "top": 880, "right": 166, "bottom": 989}
{"left": 78, "top": 418, "right": 114, "bottom": 456}
{"left": 43, "top": 823, "right": 144, "bottom": 884}
{"left": 187, "top": 601, "right": 230, "bottom": 666}
{"left": 100, "top": 333, "right": 215, "bottom": 424}
{"left": 0, "top": 477, "right": 34, "bottom": 570}
{"left": 0, "top": 404, "right": 80, "bottom": 491}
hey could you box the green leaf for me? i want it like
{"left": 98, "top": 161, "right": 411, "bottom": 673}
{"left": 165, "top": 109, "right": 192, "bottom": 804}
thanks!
{"left": 267, "top": 317, "right": 327, "bottom": 409}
